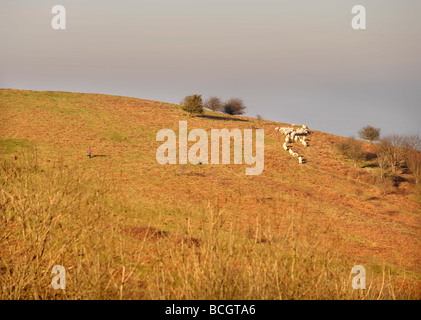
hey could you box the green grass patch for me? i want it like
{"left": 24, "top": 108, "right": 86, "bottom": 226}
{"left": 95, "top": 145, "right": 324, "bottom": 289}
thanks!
{"left": 0, "top": 137, "right": 33, "bottom": 155}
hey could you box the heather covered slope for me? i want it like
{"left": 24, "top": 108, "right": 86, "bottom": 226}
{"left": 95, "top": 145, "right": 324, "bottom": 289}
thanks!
{"left": 0, "top": 89, "right": 419, "bottom": 299}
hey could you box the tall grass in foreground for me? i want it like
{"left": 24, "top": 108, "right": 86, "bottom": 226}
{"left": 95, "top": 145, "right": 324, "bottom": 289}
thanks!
{"left": 147, "top": 205, "right": 420, "bottom": 300}
{"left": 0, "top": 151, "right": 419, "bottom": 299}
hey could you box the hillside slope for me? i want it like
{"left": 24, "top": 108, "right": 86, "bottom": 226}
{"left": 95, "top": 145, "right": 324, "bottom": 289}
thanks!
{"left": 0, "top": 89, "right": 420, "bottom": 299}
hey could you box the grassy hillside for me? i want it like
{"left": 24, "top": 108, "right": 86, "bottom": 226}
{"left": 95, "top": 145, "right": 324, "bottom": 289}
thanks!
{"left": 0, "top": 89, "right": 420, "bottom": 299}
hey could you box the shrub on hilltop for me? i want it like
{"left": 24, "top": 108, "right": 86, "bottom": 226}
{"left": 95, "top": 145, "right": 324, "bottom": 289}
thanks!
{"left": 222, "top": 98, "right": 247, "bottom": 116}
{"left": 180, "top": 94, "right": 204, "bottom": 116}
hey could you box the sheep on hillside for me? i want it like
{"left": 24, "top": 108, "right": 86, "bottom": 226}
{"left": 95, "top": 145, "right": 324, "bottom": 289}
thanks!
{"left": 276, "top": 124, "right": 310, "bottom": 164}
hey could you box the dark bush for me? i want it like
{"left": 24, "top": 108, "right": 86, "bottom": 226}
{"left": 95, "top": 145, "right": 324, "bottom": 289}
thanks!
{"left": 222, "top": 98, "right": 247, "bottom": 116}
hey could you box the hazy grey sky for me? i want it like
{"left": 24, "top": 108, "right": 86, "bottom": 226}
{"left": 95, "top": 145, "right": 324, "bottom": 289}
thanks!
{"left": 1, "top": 0, "right": 420, "bottom": 137}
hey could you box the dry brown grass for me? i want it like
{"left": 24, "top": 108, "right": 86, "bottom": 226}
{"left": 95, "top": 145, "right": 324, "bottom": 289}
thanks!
{"left": 0, "top": 89, "right": 420, "bottom": 299}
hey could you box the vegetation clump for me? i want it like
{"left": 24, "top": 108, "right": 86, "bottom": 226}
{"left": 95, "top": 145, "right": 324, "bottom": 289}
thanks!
{"left": 222, "top": 98, "right": 247, "bottom": 116}
{"left": 335, "top": 137, "right": 366, "bottom": 166}
{"left": 204, "top": 96, "right": 222, "bottom": 112}
{"left": 359, "top": 125, "right": 381, "bottom": 143}
{"left": 180, "top": 94, "right": 204, "bottom": 116}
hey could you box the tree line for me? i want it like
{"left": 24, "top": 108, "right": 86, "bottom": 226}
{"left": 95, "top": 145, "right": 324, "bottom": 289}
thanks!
{"left": 180, "top": 95, "right": 247, "bottom": 116}
{"left": 336, "top": 125, "right": 421, "bottom": 186}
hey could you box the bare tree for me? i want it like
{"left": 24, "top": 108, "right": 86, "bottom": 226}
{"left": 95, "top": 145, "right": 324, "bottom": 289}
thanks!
{"left": 204, "top": 96, "right": 222, "bottom": 112}
{"left": 222, "top": 98, "right": 247, "bottom": 116}
{"left": 377, "top": 151, "right": 389, "bottom": 180}
{"left": 376, "top": 135, "right": 407, "bottom": 178}
{"left": 403, "top": 135, "right": 421, "bottom": 184}
{"left": 256, "top": 114, "right": 263, "bottom": 127}
{"left": 359, "top": 125, "right": 381, "bottom": 143}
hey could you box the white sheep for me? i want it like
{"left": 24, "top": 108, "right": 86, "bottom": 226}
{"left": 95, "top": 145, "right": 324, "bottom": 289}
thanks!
{"left": 293, "top": 152, "right": 299, "bottom": 158}
{"left": 282, "top": 143, "right": 288, "bottom": 151}
{"left": 279, "top": 127, "right": 293, "bottom": 135}
{"left": 298, "top": 156, "right": 303, "bottom": 164}
{"left": 289, "top": 149, "right": 294, "bottom": 156}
